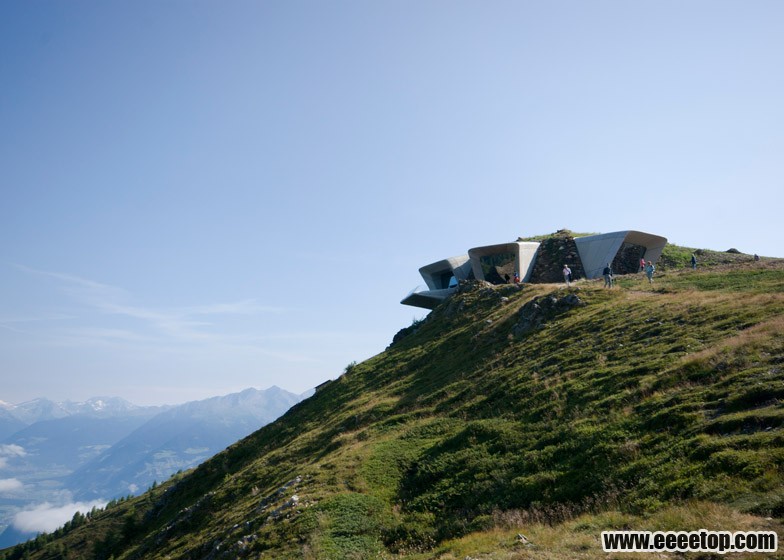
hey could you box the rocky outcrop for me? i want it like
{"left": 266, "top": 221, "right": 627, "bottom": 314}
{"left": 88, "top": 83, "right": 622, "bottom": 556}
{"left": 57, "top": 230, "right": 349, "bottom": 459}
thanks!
{"left": 511, "top": 293, "right": 584, "bottom": 338}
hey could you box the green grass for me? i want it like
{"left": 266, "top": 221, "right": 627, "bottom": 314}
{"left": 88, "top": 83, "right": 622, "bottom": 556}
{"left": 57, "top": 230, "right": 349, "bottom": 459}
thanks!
{"left": 402, "top": 501, "right": 783, "bottom": 560}
{"left": 517, "top": 229, "right": 599, "bottom": 242}
{"left": 3, "top": 255, "right": 784, "bottom": 560}
{"left": 660, "top": 244, "right": 772, "bottom": 270}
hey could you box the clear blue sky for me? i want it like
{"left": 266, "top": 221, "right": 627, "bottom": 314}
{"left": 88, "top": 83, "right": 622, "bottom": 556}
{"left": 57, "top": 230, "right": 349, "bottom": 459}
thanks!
{"left": 2, "top": 1, "right": 782, "bottom": 405}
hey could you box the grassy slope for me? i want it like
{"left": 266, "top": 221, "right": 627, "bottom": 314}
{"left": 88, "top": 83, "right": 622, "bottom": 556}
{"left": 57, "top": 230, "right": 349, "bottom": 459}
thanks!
{"left": 3, "top": 254, "right": 784, "bottom": 560}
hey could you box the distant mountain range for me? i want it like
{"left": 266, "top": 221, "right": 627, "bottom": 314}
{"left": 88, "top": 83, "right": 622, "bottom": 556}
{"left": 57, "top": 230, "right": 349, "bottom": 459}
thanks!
{"left": 0, "top": 397, "right": 161, "bottom": 440}
{"left": 0, "top": 396, "right": 159, "bottom": 422}
{"left": 67, "top": 387, "right": 308, "bottom": 500}
{"left": 0, "top": 387, "right": 310, "bottom": 548}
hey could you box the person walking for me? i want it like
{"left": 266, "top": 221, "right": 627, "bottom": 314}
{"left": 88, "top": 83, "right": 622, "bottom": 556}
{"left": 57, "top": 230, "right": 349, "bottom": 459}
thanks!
{"left": 640, "top": 257, "right": 646, "bottom": 272}
{"left": 603, "top": 263, "right": 614, "bottom": 288}
{"left": 691, "top": 253, "right": 697, "bottom": 270}
{"left": 563, "top": 264, "right": 572, "bottom": 287}
{"left": 645, "top": 261, "right": 655, "bottom": 284}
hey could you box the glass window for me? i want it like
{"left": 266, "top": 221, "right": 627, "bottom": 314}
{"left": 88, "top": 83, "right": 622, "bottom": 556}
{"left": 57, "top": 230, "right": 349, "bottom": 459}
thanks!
{"left": 479, "top": 252, "right": 516, "bottom": 284}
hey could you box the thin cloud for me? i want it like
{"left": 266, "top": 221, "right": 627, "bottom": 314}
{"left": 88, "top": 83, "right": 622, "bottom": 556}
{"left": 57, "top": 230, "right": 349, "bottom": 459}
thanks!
{"left": 0, "top": 444, "right": 27, "bottom": 468}
{"left": 0, "top": 312, "right": 76, "bottom": 336}
{"left": 0, "top": 478, "right": 23, "bottom": 493}
{"left": 12, "top": 500, "right": 107, "bottom": 534}
{"left": 184, "top": 300, "right": 283, "bottom": 315}
{"left": 11, "top": 264, "right": 128, "bottom": 303}
{"left": 0, "top": 312, "right": 75, "bottom": 324}
{"left": 249, "top": 330, "right": 382, "bottom": 342}
{"left": 54, "top": 327, "right": 160, "bottom": 346}
{"left": 0, "top": 323, "right": 30, "bottom": 335}
{"left": 12, "top": 264, "right": 283, "bottom": 344}
{"left": 0, "top": 444, "right": 26, "bottom": 458}
{"left": 91, "top": 301, "right": 213, "bottom": 339}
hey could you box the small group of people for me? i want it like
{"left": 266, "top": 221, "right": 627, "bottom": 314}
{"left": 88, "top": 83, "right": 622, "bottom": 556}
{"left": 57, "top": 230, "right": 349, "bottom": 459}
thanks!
{"left": 603, "top": 262, "right": 653, "bottom": 286}
{"left": 562, "top": 259, "right": 656, "bottom": 287}
{"left": 558, "top": 247, "right": 770, "bottom": 289}
{"left": 637, "top": 258, "right": 656, "bottom": 283}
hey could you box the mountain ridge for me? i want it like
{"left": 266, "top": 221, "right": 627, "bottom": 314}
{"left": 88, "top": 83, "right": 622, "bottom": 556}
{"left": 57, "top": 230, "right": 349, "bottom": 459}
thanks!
{"left": 0, "top": 397, "right": 166, "bottom": 425}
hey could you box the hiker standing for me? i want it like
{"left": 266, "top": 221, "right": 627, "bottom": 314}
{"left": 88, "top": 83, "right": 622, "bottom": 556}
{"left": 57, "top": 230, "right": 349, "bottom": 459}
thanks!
{"left": 691, "top": 253, "right": 697, "bottom": 270}
{"left": 645, "top": 261, "right": 655, "bottom": 284}
{"left": 563, "top": 264, "right": 572, "bottom": 287}
{"left": 603, "top": 263, "right": 614, "bottom": 288}
{"left": 640, "top": 257, "right": 646, "bottom": 272}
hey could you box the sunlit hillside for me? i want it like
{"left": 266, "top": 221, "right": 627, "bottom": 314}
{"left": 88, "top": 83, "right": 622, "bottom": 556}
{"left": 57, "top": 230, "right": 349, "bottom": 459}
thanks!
{"left": 3, "top": 246, "right": 783, "bottom": 560}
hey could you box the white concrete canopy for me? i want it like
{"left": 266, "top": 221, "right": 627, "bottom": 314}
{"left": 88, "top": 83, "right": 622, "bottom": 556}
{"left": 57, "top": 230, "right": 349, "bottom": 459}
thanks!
{"left": 400, "top": 287, "right": 454, "bottom": 310}
{"left": 419, "top": 255, "right": 472, "bottom": 290}
{"left": 574, "top": 230, "right": 667, "bottom": 279}
{"left": 400, "top": 255, "right": 472, "bottom": 310}
{"left": 468, "top": 241, "right": 540, "bottom": 283}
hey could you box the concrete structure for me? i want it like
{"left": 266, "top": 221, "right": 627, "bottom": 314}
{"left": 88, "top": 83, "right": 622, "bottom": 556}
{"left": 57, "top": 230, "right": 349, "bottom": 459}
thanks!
{"left": 419, "top": 256, "right": 473, "bottom": 290}
{"left": 401, "top": 241, "right": 541, "bottom": 310}
{"left": 468, "top": 241, "right": 540, "bottom": 284}
{"left": 400, "top": 287, "right": 457, "bottom": 310}
{"left": 574, "top": 230, "right": 667, "bottom": 279}
{"left": 400, "top": 255, "right": 472, "bottom": 310}
{"left": 401, "top": 230, "right": 667, "bottom": 310}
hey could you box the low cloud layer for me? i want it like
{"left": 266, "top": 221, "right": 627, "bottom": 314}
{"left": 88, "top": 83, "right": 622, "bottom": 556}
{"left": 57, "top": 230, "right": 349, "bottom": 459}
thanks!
{"left": 12, "top": 500, "right": 107, "bottom": 534}
{"left": 0, "top": 478, "right": 23, "bottom": 493}
{"left": 0, "top": 444, "right": 26, "bottom": 468}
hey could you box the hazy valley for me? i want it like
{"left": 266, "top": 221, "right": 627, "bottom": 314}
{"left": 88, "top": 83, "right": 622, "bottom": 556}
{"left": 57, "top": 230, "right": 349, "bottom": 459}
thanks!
{"left": 0, "top": 388, "right": 307, "bottom": 548}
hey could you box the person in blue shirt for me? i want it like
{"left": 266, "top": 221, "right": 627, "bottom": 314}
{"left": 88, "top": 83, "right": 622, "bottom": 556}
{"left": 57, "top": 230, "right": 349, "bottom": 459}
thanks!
{"left": 645, "top": 261, "right": 656, "bottom": 284}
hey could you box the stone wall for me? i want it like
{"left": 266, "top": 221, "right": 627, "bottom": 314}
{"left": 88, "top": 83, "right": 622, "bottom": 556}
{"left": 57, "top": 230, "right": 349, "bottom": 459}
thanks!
{"left": 527, "top": 232, "right": 585, "bottom": 283}
{"left": 612, "top": 242, "right": 646, "bottom": 274}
